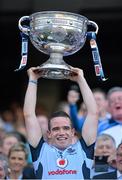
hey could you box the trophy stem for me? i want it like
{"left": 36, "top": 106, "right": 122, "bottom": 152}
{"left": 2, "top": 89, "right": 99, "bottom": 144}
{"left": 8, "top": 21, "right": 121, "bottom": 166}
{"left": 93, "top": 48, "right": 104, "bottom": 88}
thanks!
{"left": 39, "top": 52, "right": 72, "bottom": 79}
{"left": 49, "top": 52, "right": 64, "bottom": 65}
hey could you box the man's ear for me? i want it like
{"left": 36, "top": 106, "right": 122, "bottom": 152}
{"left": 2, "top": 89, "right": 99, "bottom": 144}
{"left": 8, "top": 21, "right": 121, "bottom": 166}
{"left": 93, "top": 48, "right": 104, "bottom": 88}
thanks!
{"left": 47, "top": 130, "right": 51, "bottom": 138}
{"left": 71, "top": 128, "right": 75, "bottom": 136}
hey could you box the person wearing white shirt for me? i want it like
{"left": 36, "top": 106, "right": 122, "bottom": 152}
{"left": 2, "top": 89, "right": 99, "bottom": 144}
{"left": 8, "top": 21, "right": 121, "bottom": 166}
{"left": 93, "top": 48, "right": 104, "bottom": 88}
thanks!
{"left": 99, "top": 87, "right": 122, "bottom": 147}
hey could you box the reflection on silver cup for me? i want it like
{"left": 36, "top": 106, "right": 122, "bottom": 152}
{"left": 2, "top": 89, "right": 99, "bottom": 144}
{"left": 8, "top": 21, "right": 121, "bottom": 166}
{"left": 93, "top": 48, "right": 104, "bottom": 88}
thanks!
{"left": 18, "top": 11, "right": 100, "bottom": 79}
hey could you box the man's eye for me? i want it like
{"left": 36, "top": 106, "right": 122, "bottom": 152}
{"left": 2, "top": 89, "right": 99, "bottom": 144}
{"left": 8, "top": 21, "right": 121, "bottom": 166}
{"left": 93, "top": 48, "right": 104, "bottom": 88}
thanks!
{"left": 52, "top": 127, "right": 59, "bottom": 131}
{"left": 64, "top": 126, "right": 70, "bottom": 130}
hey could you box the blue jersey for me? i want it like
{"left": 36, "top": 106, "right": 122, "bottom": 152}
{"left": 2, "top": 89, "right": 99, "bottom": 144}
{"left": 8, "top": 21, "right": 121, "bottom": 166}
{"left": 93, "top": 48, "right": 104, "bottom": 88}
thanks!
{"left": 29, "top": 137, "right": 94, "bottom": 179}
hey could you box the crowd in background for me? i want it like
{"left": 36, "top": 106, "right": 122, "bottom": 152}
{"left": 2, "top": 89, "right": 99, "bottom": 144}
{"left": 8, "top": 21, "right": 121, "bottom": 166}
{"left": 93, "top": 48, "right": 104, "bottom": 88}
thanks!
{"left": 0, "top": 84, "right": 122, "bottom": 179}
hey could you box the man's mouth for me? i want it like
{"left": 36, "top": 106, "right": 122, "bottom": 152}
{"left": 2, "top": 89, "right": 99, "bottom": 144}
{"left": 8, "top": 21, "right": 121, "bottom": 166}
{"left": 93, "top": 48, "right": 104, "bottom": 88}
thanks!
{"left": 57, "top": 137, "right": 67, "bottom": 141}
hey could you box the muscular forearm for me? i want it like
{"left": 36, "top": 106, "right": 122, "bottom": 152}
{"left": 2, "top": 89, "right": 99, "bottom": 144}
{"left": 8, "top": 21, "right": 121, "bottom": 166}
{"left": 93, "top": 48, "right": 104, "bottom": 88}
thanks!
{"left": 77, "top": 76, "right": 98, "bottom": 115}
{"left": 24, "top": 79, "right": 38, "bottom": 117}
{"left": 77, "top": 75, "right": 98, "bottom": 145}
{"left": 23, "top": 67, "right": 44, "bottom": 147}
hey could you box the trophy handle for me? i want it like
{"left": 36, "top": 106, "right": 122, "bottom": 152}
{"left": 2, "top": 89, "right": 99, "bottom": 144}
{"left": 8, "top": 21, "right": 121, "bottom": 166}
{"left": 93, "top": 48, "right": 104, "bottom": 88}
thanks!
{"left": 88, "top": 20, "right": 99, "bottom": 34}
{"left": 18, "top": 16, "right": 30, "bottom": 35}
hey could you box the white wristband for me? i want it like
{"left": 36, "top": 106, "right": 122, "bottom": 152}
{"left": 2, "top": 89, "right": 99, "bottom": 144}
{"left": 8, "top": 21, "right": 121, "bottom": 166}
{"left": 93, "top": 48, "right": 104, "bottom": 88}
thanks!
{"left": 29, "top": 80, "right": 37, "bottom": 85}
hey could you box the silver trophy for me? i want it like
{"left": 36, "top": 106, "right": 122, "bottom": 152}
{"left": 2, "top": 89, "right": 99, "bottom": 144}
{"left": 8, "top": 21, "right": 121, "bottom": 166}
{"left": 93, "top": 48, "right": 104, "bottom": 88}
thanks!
{"left": 17, "top": 11, "right": 106, "bottom": 80}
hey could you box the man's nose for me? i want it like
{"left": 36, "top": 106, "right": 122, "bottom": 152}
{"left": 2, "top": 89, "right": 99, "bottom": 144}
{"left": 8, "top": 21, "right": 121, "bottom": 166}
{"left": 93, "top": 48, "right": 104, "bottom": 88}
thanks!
{"left": 59, "top": 128, "right": 65, "bottom": 134}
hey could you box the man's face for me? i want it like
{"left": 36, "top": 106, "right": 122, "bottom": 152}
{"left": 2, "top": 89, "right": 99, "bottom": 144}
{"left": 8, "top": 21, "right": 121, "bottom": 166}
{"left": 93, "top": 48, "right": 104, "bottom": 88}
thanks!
{"left": 67, "top": 90, "right": 79, "bottom": 104}
{"left": 108, "top": 91, "right": 122, "bottom": 121}
{"left": 116, "top": 144, "right": 122, "bottom": 173}
{"left": 93, "top": 92, "right": 108, "bottom": 113}
{"left": 95, "top": 139, "right": 116, "bottom": 156}
{"left": 48, "top": 117, "right": 75, "bottom": 150}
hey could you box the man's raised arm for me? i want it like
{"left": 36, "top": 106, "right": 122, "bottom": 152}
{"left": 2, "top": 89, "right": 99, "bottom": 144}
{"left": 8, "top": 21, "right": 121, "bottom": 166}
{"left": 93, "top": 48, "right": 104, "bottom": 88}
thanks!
{"left": 23, "top": 67, "right": 42, "bottom": 147}
{"left": 68, "top": 67, "right": 98, "bottom": 146}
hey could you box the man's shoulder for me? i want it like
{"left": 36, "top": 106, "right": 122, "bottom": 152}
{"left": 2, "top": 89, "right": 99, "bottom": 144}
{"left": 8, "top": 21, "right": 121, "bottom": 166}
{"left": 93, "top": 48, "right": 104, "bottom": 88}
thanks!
{"left": 78, "top": 138, "right": 95, "bottom": 159}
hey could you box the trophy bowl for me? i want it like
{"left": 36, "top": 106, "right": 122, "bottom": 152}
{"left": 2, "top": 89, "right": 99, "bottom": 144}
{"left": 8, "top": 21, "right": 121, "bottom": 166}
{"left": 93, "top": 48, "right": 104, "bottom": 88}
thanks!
{"left": 18, "top": 11, "right": 98, "bottom": 79}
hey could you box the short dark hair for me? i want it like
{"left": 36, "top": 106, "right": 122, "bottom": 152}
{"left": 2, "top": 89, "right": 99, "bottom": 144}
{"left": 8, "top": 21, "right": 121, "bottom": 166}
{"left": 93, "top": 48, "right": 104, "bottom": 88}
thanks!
{"left": 69, "top": 84, "right": 80, "bottom": 93}
{"left": 48, "top": 111, "right": 72, "bottom": 130}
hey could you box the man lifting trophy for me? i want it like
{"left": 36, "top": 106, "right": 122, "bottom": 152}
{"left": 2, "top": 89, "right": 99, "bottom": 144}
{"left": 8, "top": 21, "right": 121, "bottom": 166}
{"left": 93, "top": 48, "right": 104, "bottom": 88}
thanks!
{"left": 16, "top": 11, "right": 106, "bottom": 80}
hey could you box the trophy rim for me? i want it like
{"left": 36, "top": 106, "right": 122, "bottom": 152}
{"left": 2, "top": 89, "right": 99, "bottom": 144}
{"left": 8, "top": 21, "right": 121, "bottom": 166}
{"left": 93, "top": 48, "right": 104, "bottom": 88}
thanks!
{"left": 29, "top": 10, "right": 88, "bottom": 21}
{"left": 29, "top": 10, "right": 88, "bottom": 56}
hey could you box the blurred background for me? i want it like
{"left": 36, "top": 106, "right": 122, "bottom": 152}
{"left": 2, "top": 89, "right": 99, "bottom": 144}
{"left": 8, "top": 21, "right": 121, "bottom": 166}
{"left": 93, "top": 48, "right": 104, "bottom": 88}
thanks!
{"left": 0, "top": 0, "right": 122, "bottom": 114}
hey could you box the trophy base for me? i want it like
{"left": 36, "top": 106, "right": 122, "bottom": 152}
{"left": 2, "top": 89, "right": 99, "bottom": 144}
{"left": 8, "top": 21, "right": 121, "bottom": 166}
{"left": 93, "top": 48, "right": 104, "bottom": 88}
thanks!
{"left": 34, "top": 52, "right": 76, "bottom": 79}
{"left": 38, "top": 64, "right": 73, "bottom": 79}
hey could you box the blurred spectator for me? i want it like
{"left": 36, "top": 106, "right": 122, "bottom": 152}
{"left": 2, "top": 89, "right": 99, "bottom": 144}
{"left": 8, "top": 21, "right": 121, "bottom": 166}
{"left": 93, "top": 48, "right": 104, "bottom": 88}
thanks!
{"left": 1, "top": 132, "right": 23, "bottom": 156}
{"left": 56, "top": 101, "right": 70, "bottom": 115}
{"left": 0, "top": 128, "right": 6, "bottom": 154}
{"left": 0, "top": 116, "right": 5, "bottom": 129}
{"left": 1, "top": 130, "right": 32, "bottom": 164}
{"left": 92, "top": 88, "right": 111, "bottom": 122}
{"left": 95, "top": 134, "right": 116, "bottom": 167}
{"left": 67, "top": 84, "right": 85, "bottom": 132}
{"left": 37, "top": 114, "right": 49, "bottom": 141}
{"left": 15, "top": 125, "right": 27, "bottom": 139}
{"left": 98, "top": 87, "right": 122, "bottom": 147}
{"left": 10, "top": 102, "right": 25, "bottom": 127}
{"left": 7, "top": 142, "right": 35, "bottom": 179}
{"left": 35, "top": 104, "right": 49, "bottom": 141}
{"left": 93, "top": 142, "right": 122, "bottom": 179}
{"left": 67, "top": 87, "right": 111, "bottom": 132}
{"left": 10, "top": 102, "right": 24, "bottom": 123}
{"left": 0, "top": 154, "right": 9, "bottom": 179}
{"left": 78, "top": 102, "right": 87, "bottom": 119}
{"left": 91, "top": 134, "right": 116, "bottom": 178}
{"left": 1, "top": 110, "right": 15, "bottom": 132}
{"left": 116, "top": 143, "right": 122, "bottom": 178}
{"left": 0, "top": 128, "right": 6, "bottom": 141}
